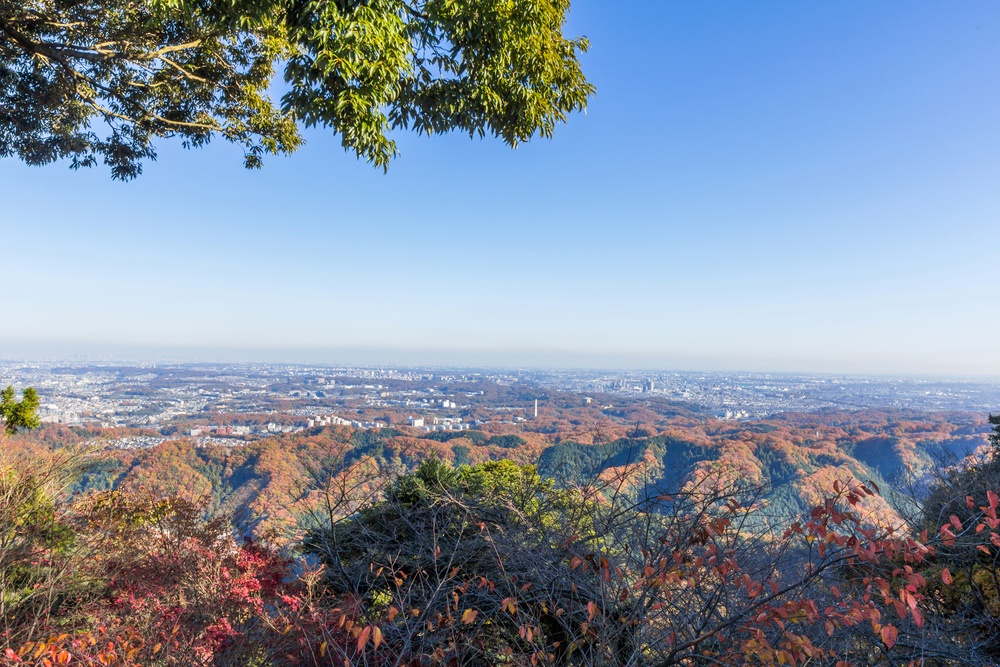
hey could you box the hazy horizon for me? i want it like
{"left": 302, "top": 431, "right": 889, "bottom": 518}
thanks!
{"left": 3, "top": 340, "right": 1000, "bottom": 379}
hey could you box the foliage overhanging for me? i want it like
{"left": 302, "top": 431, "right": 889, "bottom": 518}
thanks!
{"left": 0, "top": 0, "right": 594, "bottom": 179}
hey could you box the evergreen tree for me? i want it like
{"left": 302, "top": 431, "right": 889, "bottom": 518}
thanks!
{"left": 0, "top": 386, "right": 39, "bottom": 435}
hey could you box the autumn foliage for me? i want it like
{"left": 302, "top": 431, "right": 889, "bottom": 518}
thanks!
{"left": 4, "top": 420, "right": 1000, "bottom": 666}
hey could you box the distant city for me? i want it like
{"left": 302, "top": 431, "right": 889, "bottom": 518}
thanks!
{"left": 531, "top": 368, "right": 1000, "bottom": 417}
{"left": 3, "top": 360, "right": 999, "bottom": 451}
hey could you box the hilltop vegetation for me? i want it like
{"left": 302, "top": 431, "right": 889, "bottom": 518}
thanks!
{"left": 3, "top": 416, "right": 1000, "bottom": 665}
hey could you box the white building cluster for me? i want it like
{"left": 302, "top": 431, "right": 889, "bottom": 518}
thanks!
{"left": 307, "top": 414, "right": 387, "bottom": 430}
{"left": 407, "top": 416, "right": 470, "bottom": 432}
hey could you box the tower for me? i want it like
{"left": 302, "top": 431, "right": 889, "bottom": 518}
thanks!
{"left": 534, "top": 399, "right": 538, "bottom": 418}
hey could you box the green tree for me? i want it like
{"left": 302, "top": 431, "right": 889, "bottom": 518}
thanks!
{"left": 0, "top": 0, "right": 593, "bottom": 180}
{"left": 0, "top": 386, "right": 39, "bottom": 435}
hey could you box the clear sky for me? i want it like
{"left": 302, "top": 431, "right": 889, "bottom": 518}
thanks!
{"left": 2, "top": 1, "right": 999, "bottom": 374}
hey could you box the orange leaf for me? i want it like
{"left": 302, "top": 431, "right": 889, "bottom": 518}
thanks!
{"left": 356, "top": 626, "right": 371, "bottom": 653}
{"left": 372, "top": 626, "right": 382, "bottom": 650}
{"left": 461, "top": 609, "right": 479, "bottom": 625}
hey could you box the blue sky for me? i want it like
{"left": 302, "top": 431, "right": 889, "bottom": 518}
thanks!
{"left": 2, "top": 1, "right": 999, "bottom": 374}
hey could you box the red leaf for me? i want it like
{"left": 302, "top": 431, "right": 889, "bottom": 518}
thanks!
{"left": 941, "top": 568, "right": 953, "bottom": 585}
{"left": 881, "top": 624, "right": 898, "bottom": 649}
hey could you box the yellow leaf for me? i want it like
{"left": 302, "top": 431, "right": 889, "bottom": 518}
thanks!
{"left": 461, "top": 609, "right": 478, "bottom": 624}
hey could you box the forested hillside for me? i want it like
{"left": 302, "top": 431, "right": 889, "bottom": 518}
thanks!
{"left": 4, "top": 409, "right": 991, "bottom": 541}
{"left": 4, "top": 413, "right": 1000, "bottom": 666}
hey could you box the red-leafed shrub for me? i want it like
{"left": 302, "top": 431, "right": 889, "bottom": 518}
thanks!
{"left": 6, "top": 447, "right": 1000, "bottom": 666}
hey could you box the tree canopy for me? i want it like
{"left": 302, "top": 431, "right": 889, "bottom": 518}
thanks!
{"left": 0, "top": 0, "right": 594, "bottom": 179}
{"left": 1, "top": 386, "right": 39, "bottom": 435}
